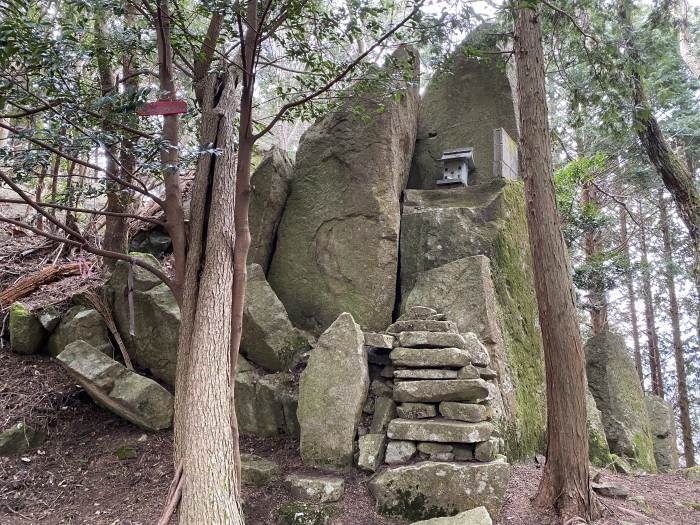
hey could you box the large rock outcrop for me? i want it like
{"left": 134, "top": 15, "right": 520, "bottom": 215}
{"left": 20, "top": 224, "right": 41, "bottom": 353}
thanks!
{"left": 400, "top": 181, "right": 545, "bottom": 459}
{"left": 408, "top": 27, "right": 518, "bottom": 189}
{"left": 645, "top": 394, "right": 679, "bottom": 473}
{"left": 297, "top": 313, "right": 369, "bottom": 469}
{"left": 57, "top": 340, "right": 174, "bottom": 431}
{"left": 247, "top": 147, "right": 294, "bottom": 272}
{"left": 585, "top": 330, "right": 656, "bottom": 472}
{"left": 268, "top": 48, "right": 420, "bottom": 334}
{"left": 586, "top": 389, "right": 613, "bottom": 467}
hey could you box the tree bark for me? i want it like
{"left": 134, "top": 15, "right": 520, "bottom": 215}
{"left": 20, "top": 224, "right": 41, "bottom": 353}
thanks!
{"left": 619, "top": 205, "right": 644, "bottom": 386}
{"left": 639, "top": 201, "right": 664, "bottom": 397}
{"left": 583, "top": 181, "right": 608, "bottom": 334}
{"left": 514, "top": 4, "right": 599, "bottom": 521}
{"left": 659, "top": 191, "right": 696, "bottom": 466}
{"left": 673, "top": 0, "right": 700, "bottom": 83}
{"left": 35, "top": 162, "right": 46, "bottom": 231}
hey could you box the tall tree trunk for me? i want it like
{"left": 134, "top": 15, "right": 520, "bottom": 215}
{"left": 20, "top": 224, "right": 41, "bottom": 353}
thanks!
{"left": 659, "top": 191, "right": 696, "bottom": 467}
{"left": 673, "top": 0, "right": 700, "bottom": 82}
{"left": 619, "top": 205, "right": 644, "bottom": 386}
{"left": 35, "top": 163, "right": 46, "bottom": 231}
{"left": 48, "top": 151, "right": 60, "bottom": 226}
{"left": 514, "top": 4, "right": 599, "bottom": 521}
{"left": 639, "top": 202, "right": 664, "bottom": 397}
{"left": 583, "top": 181, "right": 608, "bottom": 334}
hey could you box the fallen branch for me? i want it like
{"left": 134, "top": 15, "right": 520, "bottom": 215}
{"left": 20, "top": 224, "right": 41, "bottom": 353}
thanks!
{"left": 83, "top": 290, "right": 134, "bottom": 370}
{"left": 0, "top": 263, "right": 81, "bottom": 310}
{"left": 158, "top": 461, "right": 184, "bottom": 525}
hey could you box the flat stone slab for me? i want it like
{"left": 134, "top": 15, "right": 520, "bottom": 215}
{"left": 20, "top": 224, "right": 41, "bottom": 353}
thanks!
{"left": 439, "top": 402, "right": 491, "bottom": 423}
{"left": 369, "top": 460, "right": 511, "bottom": 520}
{"left": 398, "top": 331, "right": 466, "bottom": 349}
{"left": 391, "top": 348, "right": 471, "bottom": 368}
{"left": 395, "top": 369, "right": 459, "bottom": 380}
{"left": 385, "top": 440, "right": 417, "bottom": 464}
{"left": 364, "top": 332, "right": 395, "bottom": 349}
{"left": 410, "top": 507, "right": 492, "bottom": 525}
{"left": 370, "top": 397, "right": 396, "bottom": 433}
{"left": 394, "top": 379, "right": 489, "bottom": 403}
{"left": 397, "top": 402, "right": 437, "bottom": 419}
{"left": 358, "top": 433, "right": 386, "bottom": 472}
{"left": 387, "top": 320, "right": 457, "bottom": 333}
{"left": 398, "top": 306, "right": 438, "bottom": 321}
{"left": 285, "top": 473, "right": 345, "bottom": 503}
{"left": 241, "top": 453, "right": 280, "bottom": 486}
{"left": 387, "top": 418, "right": 493, "bottom": 443}
{"left": 457, "top": 365, "right": 480, "bottom": 379}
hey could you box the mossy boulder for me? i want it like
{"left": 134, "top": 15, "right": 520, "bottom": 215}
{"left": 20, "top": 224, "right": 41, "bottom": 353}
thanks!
{"left": 278, "top": 501, "right": 335, "bottom": 525}
{"left": 9, "top": 302, "right": 47, "bottom": 354}
{"left": 297, "top": 313, "right": 369, "bottom": 470}
{"left": 645, "top": 394, "right": 679, "bottom": 472}
{"left": 47, "top": 305, "right": 112, "bottom": 357}
{"left": 585, "top": 330, "right": 656, "bottom": 473}
{"left": 240, "top": 453, "right": 280, "bottom": 486}
{"left": 0, "top": 422, "right": 45, "bottom": 456}
{"left": 401, "top": 180, "right": 546, "bottom": 461}
{"left": 268, "top": 47, "right": 420, "bottom": 334}
{"left": 586, "top": 389, "right": 613, "bottom": 467}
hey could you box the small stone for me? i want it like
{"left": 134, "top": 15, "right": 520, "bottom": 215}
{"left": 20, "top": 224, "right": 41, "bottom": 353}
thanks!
{"left": 465, "top": 333, "right": 490, "bottom": 367}
{"left": 394, "top": 368, "right": 459, "bottom": 380}
{"left": 278, "top": 501, "right": 335, "bottom": 525}
{"left": 628, "top": 495, "right": 653, "bottom": 514}
{"left": 393, "top": 379, "right": 490, "bottom": 403}
{"left": 409, "top": 506, "right": 493, "bottom": 524}
{"left": 370, "top": 397, "right": 396, "bottom": 434}
{"left": 387, "top": 418, "right": 493, "bottom": 443}
{"left": 0, "top": 422, "right": 45, "bottom": 456}
{"left": 478, "top": 368, "right": 498, "bottom": 380}
{"left": 363, "top": 397, "right": 375, "bottom": 415}
{"left": 398, "top": 331, "right": 466, "bottom": 349}
{"left": 396, "top": 402, "right": 437, "bottom": 419}
{"left": 241, "top": 453, "right": 280, "bottom": 486}
{"left": 370, "top": 379, "right": 393, "bottom": 397}
{"left": 457, "top": 364, "right": 481, "bottom": 379}
{"left": 38, "top": 306, "right": 61, "bottom": 333}
{"left": 682, "top": 466, "right": 700, "bottom": 480}
{"left": 474, "top": 439, "right": 499, "bottom": 462}
{"left": 285, "top": 474, "right": 345, "bottom": 503}
{"left": 417, "top": 442, "right": 453, "bottom": 455}
{"left": 358, "top": 433, "right": 386, "bottom": 472}
{"left": 453, "top": 444, "right": 474, "bottom": 461}
{"left": 387, "top": 320, "right": 457, "bottom": 333}
{"left": 399, "top": 306, "right": 438, "bottom": 320}
{"left": 364, "top": 332, "right": 395, "bottom": 349}
{"left": 391, "top": 347, "right": 471, "bottom": 368}
{"left": 381, "top": 365, "right": 395, "bottom": 378}
{"left": 592, "top": 482, "right": 629, "bottom": 499}
{"left": 385, "top": 440, "right": 417, "bottom": 464}
{"left": 426, "top": 313, "right": 447, "bottom": 321}
{"left": 439, "top": 402, "right": 491, "bottom": 423}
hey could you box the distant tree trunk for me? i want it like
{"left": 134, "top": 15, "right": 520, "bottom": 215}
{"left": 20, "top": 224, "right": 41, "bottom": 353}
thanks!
{"left": 659, "top": 191, "right": 696, "bottom": 467}
{"left": 673, "top": 0, "right": 700, "bottom": 82}
{"left": 35, "top": 163, "right": 46, "bottom": 231}
{"left": 583, "top": 181, "right": 608, "bottom": 334}
{"left": 619, "top": 205, "right": 644, "bottom": 386}
{"left": 514, "top": 4, "right": 599, "bottom": 521}
{"left": 639, "top": 201, "right": 664, "bottom": 397}
{"left": 48, "top": 152, "right": 60, "bottom": 225}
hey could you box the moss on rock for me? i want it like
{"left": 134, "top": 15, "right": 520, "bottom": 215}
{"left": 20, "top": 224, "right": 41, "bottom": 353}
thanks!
{"left": 9, "top": 303, "right": 47, "bottom": 355}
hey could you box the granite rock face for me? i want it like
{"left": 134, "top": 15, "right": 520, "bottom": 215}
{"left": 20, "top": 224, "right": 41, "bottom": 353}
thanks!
{"left": 585, "top": 330, "right": 656, "bottom": 472}
{"left": 586, "top": 389, "right": 613, "bottom": 467}
{"left": 268, "top": 48, "right": 420, "bottom": 334}
{"left": 57, "top": 340, "right": 173, "bottom": 431}
{"left": 297, "top": 313, "right": 369, "bottom": 469}
{"left": 9, "top": 303, "right": 46, "bottom": 354}
{"left": 48, "top": 305, "right": 113, "bottom": 358}
{"left": 645, "top": 394, "right": 679, "bottom": 473}
{"left": 247, "top": 147, "right": 294, "bottom": 272}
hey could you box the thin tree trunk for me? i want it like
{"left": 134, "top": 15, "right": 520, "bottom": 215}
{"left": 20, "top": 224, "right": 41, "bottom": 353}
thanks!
{"left": 639, "top": 201, "right": 664, "bottom": 397}
{"left": 583, "top": 181, "right": 608, "bottom": 334}
{"left": 673, "top": 0, "right": 700, "bottom": 83}
{"left": 35, "top": 163, "right": 46, "bottom": 231}
{"left": 659, "top": 191, "right": 696, "bottom": 467}
{"left": 49, "top": 152, "right": 60, "bottom": 226}
{"left": 619, "top": 205, "right": 644, "bottom": 386}
{"left": 514, "top": 4, "right": 599, "bottom": 521}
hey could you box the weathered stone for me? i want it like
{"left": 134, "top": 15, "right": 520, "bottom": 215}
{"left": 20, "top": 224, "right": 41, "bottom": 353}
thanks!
{"left": 417, "top": 443, "right": 453, "bottom": 455}
{"left": 385, "top": 440, "right": 417, "bottom": 464}
{"left": 408, "top": 26, "right": 518, "bottom": 189}
{"left": 592, "top": 482, "right": 629, "bottom": 499}
{"left": 0, "top": 422, "right": 45, "bottom": 456}
{"left": 9, "top": 303, "right": 46, "bottom": 354}
{"left": 397, "top": 402, "right": 437, "bottom": 419}
{"left": 453, "top": 444, "right": 475, "bottom": 461}
{"left": 235, "top": 369, "right": 299, "bottom": 437}
{"left": 682, "top": 466, "right": 700, "bottom": 480}
{"left": 285, "top": 474, "right": 345, "bottom": 503}
{"left": 241, "top": 453, "right": 280, "bottom": 486}
{"left": 268, "top": 48, "right": 420, "bottom": 334}
{"left": 395, "top": 369, "right": 459, "bottom": 380}
{"left": 387, "top": 320, "right": 457, "bottom": 333}
{"left": 370, "top": 397, "right": 396, "bottom": 434}
{"left": 387, "top": 419, "right": 493, "bottom": 444}
{"left": 242, "top": 264, "right": 310, "bottom": 371}
{"left": 585, "top": 330, "right": 656, "bottom": 472}
{"left": 391, "top": 348, "right": 471, "bottom": 368}
{"left": 398, "top": 306, "right": 438, "bottom": 321}
{"left": 298, "top": 313, "right": 369, "bottom": 469}
{"left": 57, "top": 341, "right": 173, "bottom": 431}
{"left": 381, "top": 365, "right": 395, "bottom": 378}
{"left": 474, "top": 439, "right": 499, "bottom": 462}
{"left": 478, "top": 368, "right": 498, "bottom": 380}
{"left": 129, "top": 228, "right": 172, "bottom": 259}
{"left": 398, "top": 331, "right": 466, "bottom": 350}
{"left": 358, "top": 433, "right": 386, "bottom": 472}
{"left": 401, "top": 181, "right": 546, "bottom": 460}
{"left": 278, "top": 501, "right": 335, "bottom": 525}
{"left": 394, "top": 379, "right": 489, "bottom": 403}
{"left": 364, "top": 332, "right": 395, "bottom": 349}
{"left": 371, "top": 379, "right": 393, "bottom": 398}
{"left": 645, "top": 394, "right": 679, "bottom": 473}
{"left": 48, "top": 306, "right": 112, "bottom": 358}
{"left": 38, "top": 306, "right": 61, "bottom": 333}
{"left": 370, "top": 460, "right": 511, "bottom": 520}
{"left": 586, "top": 389, "right": 613, "bottom": 468}
{"left": 247, "top": 147, "right": 294, "bottom": 272}
{"left": 409, "top": 506, "right": 493, "bottom": 525}
{"left": 439, "top": 402, "right": 491, "bottom": 423}
{"left": 458, "top": 365, "right": 481, "bottom": 379}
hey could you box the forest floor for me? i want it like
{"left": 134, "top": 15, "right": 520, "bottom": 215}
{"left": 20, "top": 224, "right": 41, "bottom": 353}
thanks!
{"left": 1, "top": 350, "right": 699, "bottom": 525}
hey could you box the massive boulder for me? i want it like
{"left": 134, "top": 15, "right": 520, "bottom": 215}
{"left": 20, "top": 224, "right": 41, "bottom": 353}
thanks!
{"left": 47, "top": 305, "right": 113, "bottom": 357}
{"left": 408, "top": 27, "right": 518, "bottom": 189}
{"left": 241, "top": 264, "right": 309, "bottom": 371}
{"left": 57, "top": 340, "right": 173, "bottom": 431}
{"left": 645, "top": 394, "right": 679, "bottom": 473}
{"left": 268, "top": 48, "right": 420, "bottom": 334}
{"left": 297, "top": 313, "right": 369, "bottom": 469}
{"left": 401, "top": 182, "right": 545, "bottom": 461}
{"left": 369, "top": 460, "right": 511, "bottom": 521}
{"left": 586, "top": 389, "right": 613, "bottom": 467}
{"left": 247, "top": 147, "right": 294, "bottom": 272}
{"left": 9, "top": 303, "right": 46, "bottom": 354}
{"left": 585, "top": 330, "right": 656, "bottom": 472}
